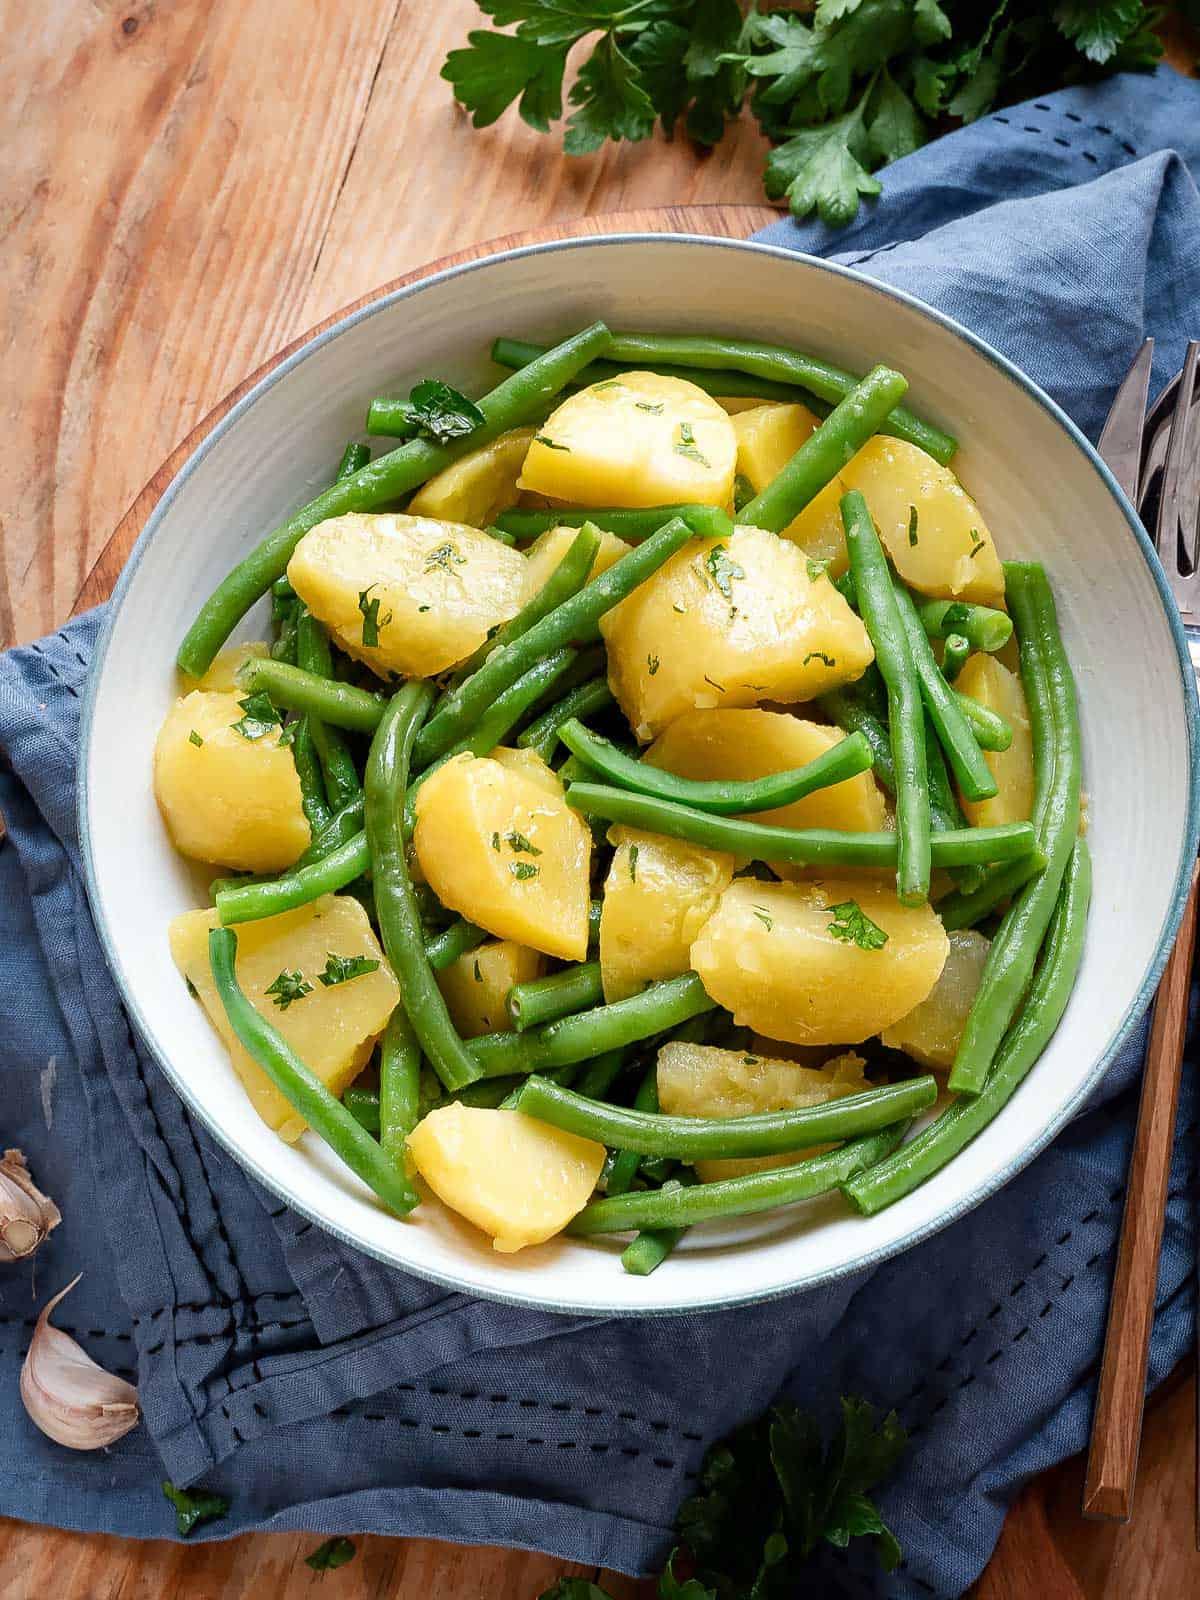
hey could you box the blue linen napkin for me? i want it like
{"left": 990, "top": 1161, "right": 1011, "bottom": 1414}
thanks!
{"left": 1, "top": 64, "right": 1198, "bottom": 1600}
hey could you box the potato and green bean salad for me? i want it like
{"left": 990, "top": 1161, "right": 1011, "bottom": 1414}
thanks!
{"left": 155, "top": 322, "right": 1088, "bottom": 1273}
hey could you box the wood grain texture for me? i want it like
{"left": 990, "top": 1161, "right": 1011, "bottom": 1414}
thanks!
{"left": 3, "top": 2, "right": 1198, "bottom": 1596}
{"left": 1083, "top": 866, "right": 1200, "bottom": 1521}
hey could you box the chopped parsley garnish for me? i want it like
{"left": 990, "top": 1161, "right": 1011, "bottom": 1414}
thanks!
{"left": 751, "top": 906, "right": 773, "bottom": 931}
{"left": 304, "top": 1536, "right": 357, "bottom": 1574}
{"left": 674, "top": 421, "right": 710, "bottom": 467}
{"left": 510, "top": 861, "right": 540, "bottom": 881}
{"left": 732, "top": 472, "right": 756, "bottom": 513}
{"left": 317, "top": 953, "right": 381, "bottom": 987}
{"left": 628, "top": 843, "right": 639, "bottom": 882}
{"left": 827, "top": 900, "right": 888, "bottom": 951}
{"left": 593, "top": 379, "right": 623, "bottom": 392}
{"left": 806, "top": 557, "right": 830, "bottom": 583}
{"left": 672, "top": 602, "right": 687, "bottom": 614}
{"left": 357, "top": 584, "right": 393, "bottom": 647}
{"left": 277, "top": 719, "right": 297, "bottom": 748}
{"left": 265, "top": 969, "right": 314, "bottom": 1009}
{"left": 703, "top": 674, "right": 726, "bottom": 694}
{"left": 185, "top": 977, "right": 199, "bottom": 999}
{"left": 424, "top": 542, "right": 467, "bottom": 574}
{"left": 941, "top": 602, "right": 970, "bottom": 630}
{"left": 505, "top": 830, "right": 542, "bottom": 856}
{"left": 803, "top": 651, "right": 836, "bottom": 667}
{"left": 188, "top": 729, "right": 204, "bottom": 747}
{"left": 647, "top": 653, "right": 660, "bottom": 676}
{"left": 743, "top": 1055, "right": 760, "bottom": 1066}
{"left": 969, "top": 529, "right": 986, "bottom": 558}
{"left": 907, "top": 504, "right": 919, "bottom": 546}
{"left": 231, "top": 691, "right": 280, "bottom": 741}
{"left": 634, "top": 400, "right": 664, "bottom": 414}
{"left": 534, "top": 433, "right": 571, "bottom": 451}
{"left": 473, "top": 959, "right": 483, "bottom": 983}
{"left": 418, "top": 603, "right": 432, "bottom": 613}
{"left": 704, "top": 543, "right": 745, "bottom": 605}
{"left": 491, "top": 831, "right": 501, "bottom": 851}
{"left": 408, "top": 378, "right": 485, "bottom": 444}
{"left": 162, "top": 1480, "right": 230, "bottom": 1539}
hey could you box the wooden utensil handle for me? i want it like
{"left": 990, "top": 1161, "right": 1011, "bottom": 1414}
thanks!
{"left": 1082, "top": 862, "right": 1199, "bottom": 1520}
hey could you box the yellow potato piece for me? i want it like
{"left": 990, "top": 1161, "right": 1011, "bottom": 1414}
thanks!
{"left": 407, "top": 1104, "right": 605, "bottom": 1252}
{"left": 786, "top": 436, "right": 1005, "bottom": 603}
{"left": 601, "top": 525, "right": 875, "bottom": 742}
{"left": 599, "top": 827, "right": 735, "bottom": 1002}
{"left": 413, "top": 752, "right": 591, "bottom": 960}
{"left": 716, "top": 396, "right": 780, "bottom": 415}
{"left": 169, "top": 895, "right": 399, "bottom": 1142}
{"left": 690, "top": 877, "right": 948, "bottom": 1046}
{"left": 646, "top": 708, "right": 887, "bottom": 832}
{"left": 731, "top": 403, "right": 822, "bottom": 510}
{"left": 288, "top": 511, "right": 528, "bottom": 679}
{"left": 490, "top": 744, "right": 563, "bottom": 796}
{"left": 956, "top": 654, "right": 1035, "bottom": 827}
{"left": 154, "top": 690, "right": 310, "bottom": 872}
{"left": 522, "top": 524, "right": 632, "bottom": 597}
{"left": 408, "top": 427, "right": 536, "bottom": 527}
{"left": 436, "top": 939, "right": 545, "bottom": 1039}
{"left": 657, "top": 1041, "right": 871, "bottom": 1181}
{"left": 518, "top": 371, "right": 737, "bottom": 509}
{"left": 881, "top": 929, "right": 990, "bottom": 1069}
{"left": 194, "top": 640, "right": 270, "bottom": 693}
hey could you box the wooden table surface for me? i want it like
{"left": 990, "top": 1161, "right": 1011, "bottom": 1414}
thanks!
{"left": 3, "top": 4, "right": 1197, "bottom": 1597}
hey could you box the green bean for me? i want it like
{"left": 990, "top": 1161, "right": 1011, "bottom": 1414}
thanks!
{"left": 736, "top": 368, "right": 910, "bottom": 534}
{"left": 620, "top": 1170, "right": 698, "bottom": 1274}
{"left": 492, "top": 505, "right": 708, "bottom": 544}
{"left": 296, "top": 612, "right": 362, "bottom": 810}
{"left": 941, "top": 633, "right": 970, "bottom": 683}
{"left": 517, "top": 682, "right": 615, "bottom": 765}
{"left": 817, "top": 689, "right": 896, "bottom": 790}
{"left": 947, "top": 563, "right": 1081, "bottom": 1095}
{"left": 891, "top": 579, "right": 996, "bottom": 804}
{"left": 955, "top": 691, "right": 1012, "bottom": 752}
{"left": 847, "top": 838, "right": 1090, "bottom": 1212}
{"left": 508, "top": 961, "right": 604, "bottom": 1032}
{"left": 839, "top": 491, "right": 929, "bottom": 902}
{"left": 413, "top": 514, "right": 703, "bottom": 767}
{"left": 934, "top": 850, "right": 1048, "bottom": 931}
{"left": 517, "top": 1073, "right": 936, "bottom": 1159}
{"left": 380, "top": 1006, "right": 423, "bottom": 1160}
{"left": 492, "top": 335, "right": 957, "bottom": 464}
{"left": 344, "top": 1086, "right": 381, "bottom": 1134}
{"left": 467, "top": 972, "right": 715, "bottom": 1079}
{"left": 493, "top": 337, "right": 810, "bottom": 404}
{"left": 832, "top": 570, "right": 857, "bottom": 607}
{"left": 337, "top": 440, "right": 372, "bottom": 478}
{"left": 177, "top": 323, "right": 613, "bottom": 677}
{"left": 365, "top": 397, "right": 419, "bottom": 438}
{"left": 208, "top": 927, "right": 419, "bottom": 1214}
{"left": 604, "top": 1064, "right": 660, "bottom": 1198}
{"left": 240, "top": 659, "right": 387, "bottom": 735}
{"left": 366, "top": 681, "right": 483, "bottom": 1092}
{"left": 923, "top": 714, "right": 985, "bottom": 895}
{"left": 272, "top": 576, "right": 297, "bottom": 600}
{"left": 293, "top": 794, "right": 365, "bottom": 869}
{"left": 918, "top": 598, "right": 1013, "bottom": 653}
{"left": 564, "top": 781, "right": 1034, "bottom": 870}
{"left": 425, "top": 917, "right": 488, "bottom": 971}
{"left": 569, "top": 1121, "right": 911, "bottom": 1236}
{"left": 559, "top": 719, "right": 873, "bottom": 817}
{"left": 573, "top": 1047, "right": 628, "bottom": 1101}
{"left": 217, "top": 831, "right": 370, "bottom": 925}
{"left": 289, "top": 717, "right": 332, "bottom": 833}
{"left": 271, "top": 594, "right": 301, "bottom": 664}
{"left": 448, "top": 523, "right": 601, "bottom": 689}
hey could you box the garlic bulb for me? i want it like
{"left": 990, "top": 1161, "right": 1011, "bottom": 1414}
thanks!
{"left": 1, "top": 1148, "right": 61, "bottom": 1262}
{"left": 21, "top": 1277, "right": 140, "bottom": 1449}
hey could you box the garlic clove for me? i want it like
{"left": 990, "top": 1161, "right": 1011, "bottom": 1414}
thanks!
{"left": 0, "top": 1148, "right": 61, "bottom": 1263}
{"left": 21, "top": 1276, "right": 140, "bottom": 1450}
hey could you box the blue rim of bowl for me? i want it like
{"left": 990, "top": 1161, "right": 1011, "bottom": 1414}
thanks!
{"left": 78, "top": 232, "right": 1200, "bottom": 1317}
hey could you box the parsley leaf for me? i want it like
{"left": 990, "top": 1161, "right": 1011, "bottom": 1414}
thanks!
{"left": 265, "top": 969, "right": 314, "bottom": 1010}
{"left": 442, "top": 28, "right": 566, "bottom": 130}
{"left": 629, "top": 842, "right": 640, "bottom": 882}
{"left": 408, "top": 378, "right": 486, "bottom": 443}
{"left": 764, "top": 98, "right": 882, "bottom": 228}
{"left": 565, "top": 32, "right": 657, "bottom": 153}
{"left": 704, "top": 543, "right": 745, "bottom": 601}
{"left": 188, "top": 729, "right": 204, "bottom": 747}
{"left": 803, "top": 650, "right": 836, "bottom": 667}
{"left": 732, "top": 471, "right": 756, "bottom": 514}
{"left": 357, "top": 584, "right": 393, "bottom": 648}
{"left": 647, "top": 652, "right": 661, "bottom": 676}
{"left": 827, "top": 899, "right": 889, "bottom": 949}
{"left": 510, "top": 860, "right": 540, "bottom": 881}
{"left": 674, "top": 420, "right": 711, "bottom": 467}
{"left": 908, "top": 504, "right": 919, "bottom": 546}
{"left": 752, "top": 906, "right": 773, "bottom": 931}
{"left": 425, "top": 542, "right": 467, "bottom": 574}
{"left": 231, "top": 691, "right": 280, "bottom": 741}
{"left": 635, "top": 399, "right": 665, "bottom": 413}
{"left": 318, "top": 953, "right": 381, "bottom": 987}
{"left": 305, "top": 1536, "right": 357, "bottom": 1574}
{"left": 161, "top": 1480, "right": 229, "bottom": 1538}
{"left": 505, "top": 829, "right": 542, "bottom": 855}
{"left": 534, "top": 432, "right": 570, "bottom": 451}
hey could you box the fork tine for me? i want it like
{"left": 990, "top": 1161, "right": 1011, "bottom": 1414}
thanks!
{"left": 1156, "top": 340, "right": 1200, "bottom": 574}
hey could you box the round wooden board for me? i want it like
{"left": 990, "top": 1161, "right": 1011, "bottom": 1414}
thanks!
{"left": 73, "top": 203, "right": 776, "bottom": 617}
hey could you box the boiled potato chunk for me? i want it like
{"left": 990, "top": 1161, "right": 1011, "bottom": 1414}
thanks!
{"left": 154, "top": 690, "right": 310, "bottom": 871}
{"left": 407, "top": 1103, "right": 605, "bottom": 1252}
{"left": 169, "top": 895, "right": 399, "bottom": 1142}
{"left": 690, "top": 877, "right": 948, "bottom": 1045}
{"left": 732, "top": 403, "right": 821, "bottom": 509}
{"left": 408, "top": 426, "right": 535, "bottom": 527}
{"left": 287, "top": 512, "right": 527, "bottom": 679}
{"left": 657, "top": 1042, "right": 871, "bottom": 1181}
{"left": 490, "top": 744, "right": 562, "bottom": 796}
{"left": 786, "top": 437, "right": 1005, "bottom": 603}
{"left": 518, "top": 372, "right": 737, "bottom": 509}
{"left": 601, "top": 525, "right": 875, "bottom": 742}
{"left": 413, "top": 752, "right": 591, "bottom": 960}
{"left": 646, "top": 708, "right": 887, "bottom": 833}
{"left": 522, "top": 523, "right": 632, "bottom": 598}
{"left": 436, "top": 939, "right": 545, "bottom": 1038}
{"left": 600, "top": 827, "right": 735, "bottom": 1002}
{"left": 882, "top": 929, "right": 990, "bottom": 1069}
{"left": 195, "top": 640, "right": 270, "bottom": 692}
{"left": 956, "top": 654, "right": 1034, "bottom": 827}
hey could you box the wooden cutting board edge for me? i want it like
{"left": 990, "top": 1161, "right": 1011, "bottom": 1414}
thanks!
{"left": 72, "top": 203, "right": 777, "bottom": 616}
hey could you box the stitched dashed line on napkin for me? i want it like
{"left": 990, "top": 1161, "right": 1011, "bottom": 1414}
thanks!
{"left": 991, "top": 107, "right": 1138, "bottom": 167}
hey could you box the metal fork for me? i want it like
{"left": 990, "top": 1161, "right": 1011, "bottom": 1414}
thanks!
{"left": 1083, "top": 340, "right": 1200, "bottom": 1529}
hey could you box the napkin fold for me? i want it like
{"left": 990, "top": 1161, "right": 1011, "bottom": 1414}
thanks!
{"left": 2, "top": 64, "right": 1199, "bottom": 1600}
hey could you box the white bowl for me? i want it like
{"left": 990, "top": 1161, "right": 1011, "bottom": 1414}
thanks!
{"left": 80, "top": 235, "right": 1200, "bottom": 1316}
